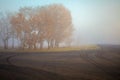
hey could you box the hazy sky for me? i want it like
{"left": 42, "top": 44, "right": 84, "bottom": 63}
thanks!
{"left": 0, "top": 0, "right": 120, "bottom": 45}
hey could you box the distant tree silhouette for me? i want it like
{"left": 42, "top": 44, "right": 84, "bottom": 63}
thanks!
{"left": 0, "top": 14, "right": 12, "bottom": 49}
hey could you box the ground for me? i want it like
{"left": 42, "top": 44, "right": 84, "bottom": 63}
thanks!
{"left": 0, "top": 45, "right": 120, "bottom": 80}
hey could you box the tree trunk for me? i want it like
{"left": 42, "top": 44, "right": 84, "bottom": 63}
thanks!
{"left": 40, "top": 42, "right": 43, "bottom": 49}
{"left": 12, "top": 36, "right": 14, "bottom": 49}
{"left": 34, "top": 44, "right": 36, "bottom": 49}
{"left": 50, "top": 40, "right": 53, "bottom": 48}
{"left": 4, "top": 40, "right": 7, "bottom": 49}
{"left": 55, "top": 40, "right": 59, "bottom": 48}
{"left": 3, "top": 39, "right": 8, "bottom": 49}
{"left": 47, "top": 41, "right": 50, "bottom": 49}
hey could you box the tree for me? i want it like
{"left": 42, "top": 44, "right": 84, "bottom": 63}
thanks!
{"left": 10, "top": 7, "right": 42, "bottom": 49}
{"left": 10, "top": 12, "right": 29, "bottom": 49}
{"left": 10, "top": 4, "right": 74, "bottom": 49}
{"left": 45, "top": 4, "right": 74, "bottom": 48}
{"left": 0, "top": 14, "right": 12, "bottom": 49}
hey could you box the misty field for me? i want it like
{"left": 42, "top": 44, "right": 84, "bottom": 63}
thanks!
{"left": 0, "top": 45, "right": 120, "bottom": 80}
{"left": 0, "top": 1, "right": 120, "bottom": 80}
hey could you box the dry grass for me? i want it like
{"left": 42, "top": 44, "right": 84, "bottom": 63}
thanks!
{"left": 0, "top": 45, "right": 101, "bottom": 52}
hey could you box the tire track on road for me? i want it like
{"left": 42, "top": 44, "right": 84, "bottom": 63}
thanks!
{"left": 0, "top": 52, "right": 77, "bottom": 80}
{"left": 0, "top": 52, "right": 19, "bottom": 65}
{"left": 6, "top": 54, "right": 19, "bottom": 65}
{"left": 95, "top": 51, "right": 120, "bottom": 65}
{"left": 79, "top": 51, "right": 119, "bottom": 80}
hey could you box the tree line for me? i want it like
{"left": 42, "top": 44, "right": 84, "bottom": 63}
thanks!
{"left": 0, "top": 4, "right": 74, "bottom": 49}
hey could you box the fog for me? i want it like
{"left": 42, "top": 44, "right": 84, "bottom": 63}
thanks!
{"left": 0, "top": 0, "right": 120, "bottom": 47}
{"left": 71, "top": 0, "right": 120, "bottom": 45}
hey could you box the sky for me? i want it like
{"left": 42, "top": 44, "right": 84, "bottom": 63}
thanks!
{"left": 0, "top": 0, "right": 120, "bottom": 45}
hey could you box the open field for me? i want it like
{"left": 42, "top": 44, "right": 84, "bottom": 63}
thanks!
{"left": 0, "top": 45, "right": 100, "bottom": 52}
{"left": 0, "top": 45, "right": 120, "bottom": 80}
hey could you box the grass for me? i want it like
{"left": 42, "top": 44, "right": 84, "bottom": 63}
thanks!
{"left": 0, "top": 45, "right": 101, "bottom": 52}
